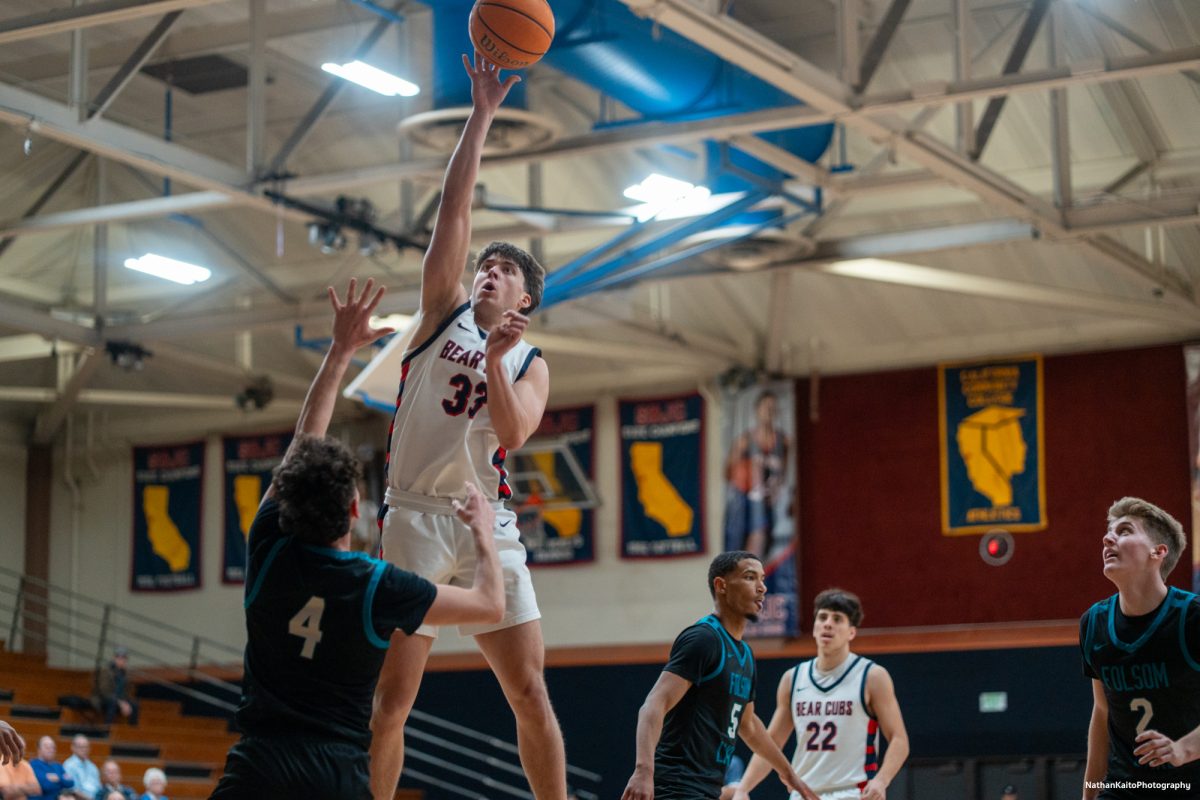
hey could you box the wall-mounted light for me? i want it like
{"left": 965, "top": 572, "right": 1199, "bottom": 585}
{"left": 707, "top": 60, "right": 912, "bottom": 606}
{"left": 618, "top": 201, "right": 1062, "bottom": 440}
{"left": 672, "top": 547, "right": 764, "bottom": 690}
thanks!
{"left": 623, "top": 173, "right": 712, "bottom": 222}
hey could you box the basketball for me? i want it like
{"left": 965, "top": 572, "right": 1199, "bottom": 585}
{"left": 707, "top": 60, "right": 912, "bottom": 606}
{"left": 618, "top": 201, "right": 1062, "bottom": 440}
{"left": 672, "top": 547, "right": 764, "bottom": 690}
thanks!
{"left": 469, "top": 0, "right": 555, "bottom": 70}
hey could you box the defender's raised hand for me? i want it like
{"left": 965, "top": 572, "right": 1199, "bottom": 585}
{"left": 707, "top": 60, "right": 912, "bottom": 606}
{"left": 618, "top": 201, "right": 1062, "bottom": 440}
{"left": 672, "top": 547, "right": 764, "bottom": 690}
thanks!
{"left": 327, "top": 278, "right": 396, "bottom": 352}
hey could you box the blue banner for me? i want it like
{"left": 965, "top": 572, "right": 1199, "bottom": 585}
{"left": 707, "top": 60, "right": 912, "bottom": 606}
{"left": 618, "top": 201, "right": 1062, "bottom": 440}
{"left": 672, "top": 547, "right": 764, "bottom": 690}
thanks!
{"left": 222, "top": 432, "right": 292, "bottom": 584}
{"left": 721, "top": 380, "right": 799, "bottom": 637}
{"left": 620, "top": 393, "right": 705, "bottom": 559}
{"left": 131, "top": 442, "right": 205, "bottom": 592}
{"left": 939, "top": 356, "right": 1046, "bottom": 535}
{"left": 519, "top": 406, "right": 596, "bottom": 567}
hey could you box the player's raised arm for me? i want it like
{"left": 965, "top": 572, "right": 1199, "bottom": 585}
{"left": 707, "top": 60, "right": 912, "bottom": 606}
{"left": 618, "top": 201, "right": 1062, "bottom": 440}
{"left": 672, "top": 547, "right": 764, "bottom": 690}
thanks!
{"left": 733, "top": 667, "right": 796, "bottom": 799}
{"left": 419, "top": 54, "right": 521, "bottom": 322}
{"left": 422, "top": 483, "right": 504, "bottom": 626}
{"left": 736, "top": 705, "right": 818, "bottom": 800}
{"left": 862, "top": 666, "right": 910, "bottom": 800}
{"left": 622, "top": 671, "right": 692, "bottom": 800}
{"left": 266, "top": 278, "right": 395, "bottom": 504}
{"left": 484, "top": 310, "right": 548, "bottom": 450}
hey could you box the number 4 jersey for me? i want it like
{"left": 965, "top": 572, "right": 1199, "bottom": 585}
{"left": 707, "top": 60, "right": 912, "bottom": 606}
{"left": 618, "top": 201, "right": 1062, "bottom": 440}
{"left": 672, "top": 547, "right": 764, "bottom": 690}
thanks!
{"left": 1080, "top": 587, "right": 1200, "bottom": 794}
{"left": 788, "top": 655, "right": 879, "bottom": 797}
{"left": 386, "top": 302, "right": 541, "bottom": 503}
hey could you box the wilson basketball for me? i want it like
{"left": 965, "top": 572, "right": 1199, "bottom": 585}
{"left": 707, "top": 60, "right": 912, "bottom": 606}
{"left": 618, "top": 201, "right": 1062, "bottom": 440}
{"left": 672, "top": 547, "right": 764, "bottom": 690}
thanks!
{"left": 469, "top": 0, "right": 555, "bottom": 70}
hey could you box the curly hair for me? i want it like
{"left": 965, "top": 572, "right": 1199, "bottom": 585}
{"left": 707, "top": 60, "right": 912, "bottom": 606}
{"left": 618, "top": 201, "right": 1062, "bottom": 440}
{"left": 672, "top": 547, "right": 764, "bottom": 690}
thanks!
{"left": 272, "top": 434, "right": 361, "bottom": 546}
{"left": 475, "top": 241, "right": 544, "bottom": 313}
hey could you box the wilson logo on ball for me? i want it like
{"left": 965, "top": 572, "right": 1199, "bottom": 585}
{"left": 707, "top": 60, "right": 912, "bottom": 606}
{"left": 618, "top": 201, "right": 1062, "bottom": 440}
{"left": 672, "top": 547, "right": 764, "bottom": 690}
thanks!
{"left": 469, "top": 0, "right": 555, "bottom": 70}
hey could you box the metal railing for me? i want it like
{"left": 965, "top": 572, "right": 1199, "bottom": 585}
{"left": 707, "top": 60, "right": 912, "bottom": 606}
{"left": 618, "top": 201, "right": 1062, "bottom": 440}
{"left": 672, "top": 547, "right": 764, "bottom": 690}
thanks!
{"left": 0, "top": 566, "right": 602, "bottom": 798}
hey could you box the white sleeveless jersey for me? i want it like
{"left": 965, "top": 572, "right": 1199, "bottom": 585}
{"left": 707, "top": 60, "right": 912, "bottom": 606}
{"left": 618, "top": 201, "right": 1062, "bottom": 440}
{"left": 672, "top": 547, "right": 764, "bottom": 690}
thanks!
{"left": 788, "top": 655, "right": 879, "bottom": 797}
{"left": 384, "top": 302, "right": 541, "bottom": 502}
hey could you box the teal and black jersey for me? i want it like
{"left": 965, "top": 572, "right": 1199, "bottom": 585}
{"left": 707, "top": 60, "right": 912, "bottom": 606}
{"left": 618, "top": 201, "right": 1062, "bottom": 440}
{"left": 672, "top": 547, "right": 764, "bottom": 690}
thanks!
{"left": 1080, "top": 587, "right": 1200, "bottom": 798}
{"left": 236, "top": 498, "right": 436, "bottom": 749}
{"left": 655, "top": 615, "right": 757, "bottom": 800}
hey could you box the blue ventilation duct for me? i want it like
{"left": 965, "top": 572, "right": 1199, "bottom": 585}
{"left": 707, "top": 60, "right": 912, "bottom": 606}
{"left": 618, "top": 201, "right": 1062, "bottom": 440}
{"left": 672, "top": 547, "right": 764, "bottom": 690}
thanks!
{"left": 419, "top": 0, "right": 832, "bottom": 186}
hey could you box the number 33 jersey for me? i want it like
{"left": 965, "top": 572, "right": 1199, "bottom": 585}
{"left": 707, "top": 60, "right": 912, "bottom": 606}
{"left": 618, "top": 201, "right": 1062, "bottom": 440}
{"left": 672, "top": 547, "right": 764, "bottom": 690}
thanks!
{"left": 788, "top": 655, "right": 879, "bottom": 796}
{"left": 386, "top": 302, "right": 541, "bottom": 502}
{"left": 1080, "top": 587, "right": 1200, "bottom": 792}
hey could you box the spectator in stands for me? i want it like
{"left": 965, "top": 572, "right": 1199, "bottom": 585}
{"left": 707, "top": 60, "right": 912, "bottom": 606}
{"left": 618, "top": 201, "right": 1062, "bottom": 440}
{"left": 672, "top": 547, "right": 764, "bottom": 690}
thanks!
{"left": 0, "top": 722, "right": 22, "bottom": 766}
{"left": 92, "top": 647, "right": 138, "bottom": 727}
{"left": 0, "top": 739, "right": 39, "bottom": 799}
{"left": 93, "top": 761, "right": 134, "bottom": 800}
{"left": 63, "top": 736, "right": 99, "bottom": 800}
{"left": 137, "top": 769, "right": 166, "bottom": 800}
{"left": 28, "top": 737, "right": 74, "bottom": 800}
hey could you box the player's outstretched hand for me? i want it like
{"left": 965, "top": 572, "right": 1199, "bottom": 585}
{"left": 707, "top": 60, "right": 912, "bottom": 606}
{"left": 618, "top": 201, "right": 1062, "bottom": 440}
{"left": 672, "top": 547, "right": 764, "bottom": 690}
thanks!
{"left": 484, "top": 309, "right": 528, "bottom": 362}
{"left": 452, "top": 482, "right": 496, "bottom": 541}
{"left": 0, "top": 719, "right": 24, "bottom": 765}
{"left": 327, "top": 278, "right": 396, "bottom": 353}
{"left": 1134, "top": 729, "right": 1194, "bottom": 767}
{"left": 621, "top": 766, "right": 653, "bottom": 800}
{"left": 463, "top": 52, "right": 520, "bottom": 116}
{"left": 777, "top": 768, "right": 819, "bottom": 800}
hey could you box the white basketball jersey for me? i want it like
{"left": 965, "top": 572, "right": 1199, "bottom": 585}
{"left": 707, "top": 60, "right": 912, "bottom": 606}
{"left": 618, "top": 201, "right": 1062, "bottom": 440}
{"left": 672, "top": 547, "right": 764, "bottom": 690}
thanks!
{"left": 384, "top": 302, "right": 540, "bottom": 502}
{"left": 788, "top": 655, "right": 879, "bottom": 797}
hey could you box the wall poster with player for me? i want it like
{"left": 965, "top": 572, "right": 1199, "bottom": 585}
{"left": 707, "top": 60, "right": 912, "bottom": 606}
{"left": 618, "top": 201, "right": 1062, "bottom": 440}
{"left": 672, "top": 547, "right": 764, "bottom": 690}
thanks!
{"left": 131, "top": 441, "right": 204, "bottom": 592}
{"left": 721, "top": 380, "right": 799, "bottom": 637}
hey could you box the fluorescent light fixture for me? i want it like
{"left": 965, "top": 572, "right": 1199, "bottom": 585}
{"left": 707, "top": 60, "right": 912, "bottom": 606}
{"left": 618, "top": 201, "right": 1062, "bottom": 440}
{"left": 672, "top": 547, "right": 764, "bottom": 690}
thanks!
{"left": 321, "top": 60, "right": 419, "bottom": 97}
{"left": 622, "top": 174, "right": 712, "bottom": 222}
{"left": 369, "top": 313, "right": 415, "bottom": 331}
{"left": 123, "top": 253, "right": 211, "bottom": 285}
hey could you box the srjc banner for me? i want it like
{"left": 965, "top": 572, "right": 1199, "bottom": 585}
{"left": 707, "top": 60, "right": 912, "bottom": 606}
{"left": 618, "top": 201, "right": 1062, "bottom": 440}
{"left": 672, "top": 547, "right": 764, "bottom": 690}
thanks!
{"left": 131, "top": 441, "right": 204, "bottom": 592}
{"left": 223, "top": 432, "right": 292, "bottom": 584}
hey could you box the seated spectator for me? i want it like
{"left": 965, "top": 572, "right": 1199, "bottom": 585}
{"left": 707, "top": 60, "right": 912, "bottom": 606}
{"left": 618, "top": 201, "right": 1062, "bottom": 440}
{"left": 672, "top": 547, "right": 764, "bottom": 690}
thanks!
{"left": 138, "top": 769, "right": 166, "bottom": 800}
{"left": 62, "top": 736, "right": 99, "bottom": 800}
{"left": 0, "top": 741, "right": 39, "bottom": 800}
{"left": 0, "top": 722, "right": 22, "bottom": 767}
{"left": 93, "top": 761, "right": 134, "bottom": 800}
{"left": 28, "top": 737, "right": 74, "bottom": 800}
{"left": 91, "top": 648, "right": 138, "bottom": 726}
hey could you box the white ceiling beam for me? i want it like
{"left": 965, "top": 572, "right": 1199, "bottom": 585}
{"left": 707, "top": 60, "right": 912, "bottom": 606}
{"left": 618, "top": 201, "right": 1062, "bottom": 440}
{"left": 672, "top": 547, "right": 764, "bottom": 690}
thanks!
{"left": 149, "top": 342, "right": 314, "bottom": 392}
{"left": 0, "top": 296, "right": 97, "bottom": 345}
{"left": 0, "top": 0, "right": 233, "bottom": 46}
{"left": 527, "top": 331, "right": 726, "bottom": 370}
{"left": 1078, "top": 236, "right": 1195, "bottom": 303}
{"left": 0, "top": 82, "right": 248, "bottom": 192}
{"left": 1066, "top": 193, "right": 1200, "bottom": 233}
{"left": 0, "top": 386, "right": 303, "bottom": 411}
{"left": 0, "top": 4, "right": 376, "bottom": 83}
{"left": 0, "top": 191, "right": 232, "bottom": 237}
{"left": 807, "top": 258, "right": 1200, "bottom": 328}
{"left": 32, "top": 350, "right": 104, "bottom": 444}
{"left": 0, "top": 334, "right": 80, "bottom": 363}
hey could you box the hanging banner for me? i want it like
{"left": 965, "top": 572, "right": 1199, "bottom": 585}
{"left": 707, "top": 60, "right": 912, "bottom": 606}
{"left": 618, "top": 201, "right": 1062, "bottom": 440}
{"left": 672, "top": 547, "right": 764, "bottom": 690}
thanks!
{"left": 721, "top": 381, "right": 799, "bottom": 637}
{"left": 222, "top": 432, "right": 292, "bottom": 584}
{"left": 516, "top": 406, "right": 596, "bottom": 567}
{"left": 131, "top": 441, "right": 205, "bottom": 592}
{"left": 620, "top": 393, "right": 705, "bottom": 559}
{"left": 939, "top": 356, "right": 1046, "bottom": 535}
{"left": 1186, "top": 345, "right": 1200, "bottom": 593}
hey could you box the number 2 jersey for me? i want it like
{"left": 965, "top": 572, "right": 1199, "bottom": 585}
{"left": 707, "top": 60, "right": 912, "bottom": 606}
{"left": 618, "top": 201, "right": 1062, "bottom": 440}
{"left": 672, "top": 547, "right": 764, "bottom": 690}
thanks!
{"left": 236, "top": 498, "right": 437, "bottom": 749}
{"left": 656, "top": 615, "right": 758, "bottom": 800}
{"left": 385, "top": 302, "right": 541, "bottom": 503}
{"left": 1080, "top": 587, "right": 1200, "bottom": 795}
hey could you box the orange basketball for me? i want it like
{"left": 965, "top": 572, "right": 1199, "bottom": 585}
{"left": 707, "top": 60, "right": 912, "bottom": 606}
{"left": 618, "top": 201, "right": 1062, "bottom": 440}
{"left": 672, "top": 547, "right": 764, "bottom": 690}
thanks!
{"left": 469, "top": 0, "right": 555, "bottom": 70}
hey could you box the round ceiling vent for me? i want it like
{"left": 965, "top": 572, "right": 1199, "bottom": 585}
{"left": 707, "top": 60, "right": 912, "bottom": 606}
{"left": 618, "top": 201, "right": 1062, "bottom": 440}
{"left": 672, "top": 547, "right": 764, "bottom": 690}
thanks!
{"left": 397, "top": 106, "right": 561, "bottom": 155}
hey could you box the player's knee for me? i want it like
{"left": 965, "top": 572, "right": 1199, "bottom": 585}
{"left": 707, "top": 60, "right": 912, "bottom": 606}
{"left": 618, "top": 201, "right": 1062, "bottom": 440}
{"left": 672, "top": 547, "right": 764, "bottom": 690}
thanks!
{"left": 507, "top": 673, "right": 555, "bottom": 720}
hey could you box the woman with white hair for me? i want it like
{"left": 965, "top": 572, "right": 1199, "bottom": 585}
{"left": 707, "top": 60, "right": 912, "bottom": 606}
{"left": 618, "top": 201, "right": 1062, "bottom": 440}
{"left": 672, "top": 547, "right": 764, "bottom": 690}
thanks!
{"left": 139, "top": 767, "right": 167, "bottom": 800}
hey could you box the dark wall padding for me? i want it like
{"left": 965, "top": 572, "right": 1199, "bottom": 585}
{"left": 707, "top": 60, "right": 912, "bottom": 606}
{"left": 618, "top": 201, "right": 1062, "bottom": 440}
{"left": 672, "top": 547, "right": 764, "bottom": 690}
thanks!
{"left": 796, "top": 344, "right": 1190, "bottom": 627}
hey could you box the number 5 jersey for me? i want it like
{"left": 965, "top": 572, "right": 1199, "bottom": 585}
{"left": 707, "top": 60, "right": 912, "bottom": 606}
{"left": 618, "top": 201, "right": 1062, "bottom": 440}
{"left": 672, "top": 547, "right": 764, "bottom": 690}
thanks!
{"left": 386, "top": 302, "right": 541, "bottom": 503}
{"left": 788, "top": 655, "right": 879, "bottom": 797}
